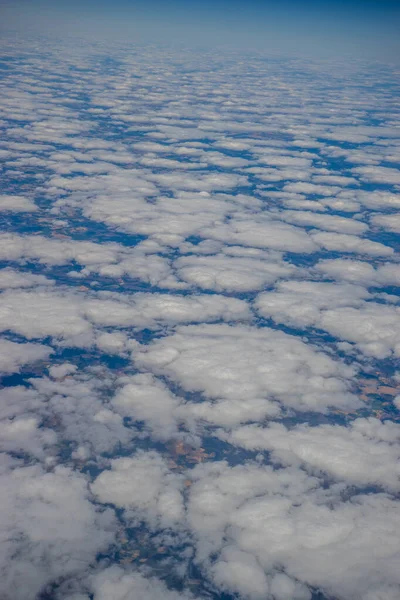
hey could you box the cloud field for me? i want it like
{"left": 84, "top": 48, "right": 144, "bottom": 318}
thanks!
{"left": 0, "top": 36, "right": 399, "bottom": 600}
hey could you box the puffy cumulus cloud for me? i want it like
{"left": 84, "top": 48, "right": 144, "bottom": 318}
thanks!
{"left": 318, "top": 304, "right": 400, "bottom": 358}
{"left": 256, "top": 280, "right": 370, "bottom": 328}
{"left": 94, "top": 252, "right": 175, "bottom": 287}
{"left": 0, "top": 385, "right": 59, "bottom": 459}
{"left": 48, "top": 362, "right": 78, "bottom": 379}
{"left": 0, "top": 361, "right": 58, "bottom": 463}
{"left": 282, "top": 181, "right": 340, "bottom": 196}
{"left": 185, "top": 460, "right": 400, "bottom": 600}
{"left": 89, "top": 566, "right": 195, "bottom": 600}
{"left": 202, "top": 217, "right": 318, "bottom": 253}
{"left": 134, "top": 324, "right": 359, "bottom": 420}
{"left": 320, "top": 196, "right": 361, "bottom": 212}
{"left": 279, "top": 196, "right": 328, "bottom": 212}
{"left": 0, "top": 194, "right": 37, "bottom": 212}
{"left": 186, "top": 460, "right": 318, "bottom": 556}
{"left": 0, "top": 231, "right": 305, "bottom": 293}
{"left": 0, "top": 287, "right": 250, "bottom": 347}
{"left": 86, "top": 292, "right": 251, "bottom": 329}
{"left": 50, "top": 175, "right": 255, "bottom": 243}
{"left": 182, "top": 394, "right": 281, "bottom": 429}
{"left": 269, "top": 573, "right": 311, "bottom": 600}
{"left": 212, "top": 548, "right": 311, "bottom": 600}
{"left": 256, "top": 281, "right": 400, "bottom": 357}
{"left": 210, "top": 546, "right": 271, "bottom": 599}
{"left": 211, "top": 546, "right": 311, "bottom": 600}
{"left": 259, "top": 155, "right": 312, "bottom": 169}
{"left": 338, "top": 190, "right": 400, "bottom": 211}
{"left": 0, "top": 386, "right": 46, "bottom": 422}
{"left": 0, "top": 234, "right": 175, "bottom": 286}
{"left": 245, "top": 166, "right": 311, "bottom": 183}
{"left": 30, "top": 369, "right": 133, "bottom": 455}
{"left": 371, "top": 213, "right": 400, "bottom": 233}
{"left": 91, "top": 451, "right": 184, "bottom": 529}
{"left": 310, "top": 231, "right": 394, "bottom": 256}
{"left": 8, "top": 115, "right": 94, "bottom": 145}
{"left": 148, "top": 172, "right": 249, "bottom": 194}
{"left": 96, "top": 331, "right": 129, "bottom": 354}
{"left": 199, "top": 150, "right": 250, "bottom": 168}
{"left": 0, "top": 268, "right": 54, "bottom": 289}
{"left": 77, "top": 189, "right": 229, "bottom": 240}
{"left": 277, "top": 209, "right": 368, "bottom": 235}
{"left": 174, "top": 252, "right": 297, "bottom": 292}
{"left": 0, "top": 415, "right": 56, "bottom": 459}
{"left": 320, "top": 125, "right": 399, "bottom": 145}
{"left": 0, "top": 288, "right": 93, "bottom": 345}
{"left": 223, "top": 418, "right": 400, "bottom": 492}
{"left": 0, "top": 233, "right": 127, "bottom": 267}
{"left": 315, "top": 258, "right": 400, "bottom": 287}
{"left": 0, "top": 463, "right": 116, "bottom": 600}
{"left": 312, "top": 175, "right": 358, "bottom": 187}
{"left": 111, "top": 373, "right": 184, "bottom": 440}
{"left": 0, "top": 338, "right": 52, "bottom": 374}
{"left": 353, "top": 166, "right": 400, "bottom": 185}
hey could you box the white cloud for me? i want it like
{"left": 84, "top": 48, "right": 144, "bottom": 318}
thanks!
{"left": 90, "top": 566, "right": 195, "bottom": 600}
{"left": 311, "top": 231, "right": 394, "bottom": 256}
{"left": 339, "top": 190, "right": 400, "bottom": 211}
{"left": 0, "top": 339, "right": 52, "bottom": 374}
{"left": 353, "top": 166, "right": 400, "bottom": 185}
{"left": 224, "top": 418, "right": 400, "bottom": 492}
{"left": 86, "top": 292, "right": 251, "bottom": 328}
{"left": 134, "top": 324, "right": 358, "bottom": 419}
{"left": 202, "top": 218, "right": 318, "bottom": 253}
{"left": 256, "top": 281, "right": 400, "bottom": 357}
{"left": 371, "top": 213, "right": 400, "bottom": 233}
{"left": 0, "top": 268, "right": 54, "bottom": 289}
{"left": 30, "top": 370, "right": 133, "bottom": 455}
{"left": 185, "top": 460, "right": 400, "bottom": 600}
{"left": 283, "top": 182, "right": 340, "bottom": 196}
{"left": 0, "top": 194, "right": 37, "bottom": 212}
{"left": 0, "top": 288, "right": 93, "bottom": 344}
{"left": 255, "top": 280, "right": 370, "bottom": 328}
{"left": 278, "top": 209, "right": 367, "bottom": 235}
{"left": 211, "top": 546, "right": 271, "bottom": 599}
{"left": 91, "top": 451, "right": 184, "bottom": 529}
{"left": 0, "top": 464, "right": 115, "bottom": 600}
{"left": 112, "top": 373, "right": 183, "bottom": 440}
{"left": 318, "top": 304, "right": 400, "bottom": 357}
{"left": 0, "top": 416, "right": 56, "bottom": 459}
{"left": 0, "top": 287, "right": 250, "bottom": 346}
{"left": 175, "top": 252, "right": 296, "bottom": 292}
{"left": 315, "top": 258, "right": 400, "bottom": 287}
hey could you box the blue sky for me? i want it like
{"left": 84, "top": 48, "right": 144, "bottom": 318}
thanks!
{"left": 1, "top": 0, "right": 400, "bottom": 59}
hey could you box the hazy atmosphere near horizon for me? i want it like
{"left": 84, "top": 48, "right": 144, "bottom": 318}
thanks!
{"left": 0, "top": 1, "right": 400, "bottom": 599}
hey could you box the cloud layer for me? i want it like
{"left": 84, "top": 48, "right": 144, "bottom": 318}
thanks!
{"left": 0, "top": 32, "right": 399, "bottom": 600}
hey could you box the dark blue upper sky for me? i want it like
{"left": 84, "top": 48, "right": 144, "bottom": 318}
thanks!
{"left": 1, "top": 0, "right": 400, "bottom": 60}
